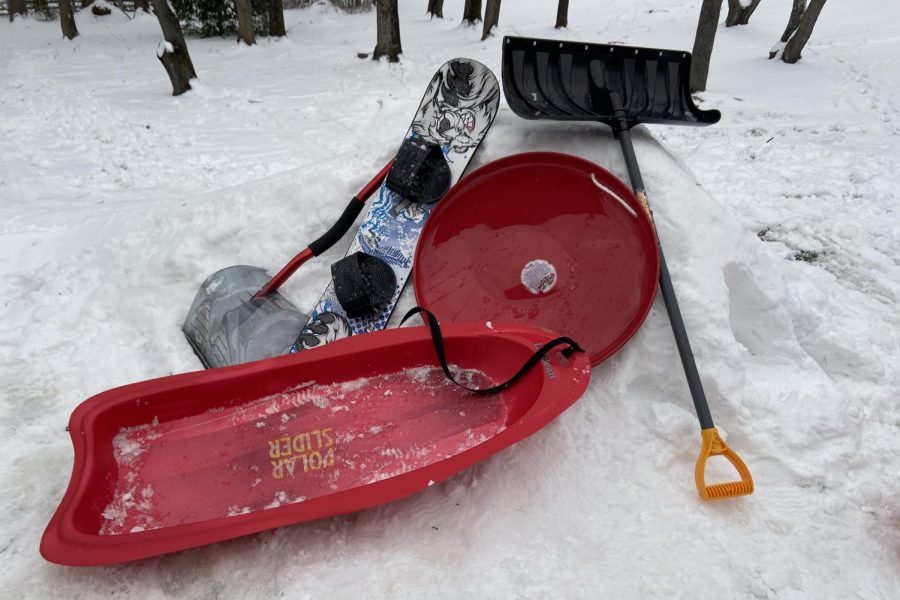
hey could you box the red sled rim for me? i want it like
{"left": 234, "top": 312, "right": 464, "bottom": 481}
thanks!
{"left": 414, "top": 152, "right": 659, "bottom": 366}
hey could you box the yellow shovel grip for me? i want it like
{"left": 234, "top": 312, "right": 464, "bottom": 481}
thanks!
{"left": 695, "top": 427, "right": 754, "bottom": 501}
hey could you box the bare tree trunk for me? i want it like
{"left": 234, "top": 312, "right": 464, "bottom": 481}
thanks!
{"left": 427, "top": 0, "right": 444, "bottom": 19}
{"left": 150, "top": 0, "right": 197, "bottom": 96}
{"left": 462, "top": 0, "right": 481, "bottom": 25}
{"left": 690, "top": 0, "right": 723, "bottom": 93}
{"left": 781, "top": 0, "right": 807, "bottom": 41}
{"left": 269, "top": 0, "right": 286, "bottom": 37}
{"left": 33, "top": 0, "right": 52, "bottom": 20}
{"left": 330, "top": 0, "right": 372, "bottom": 11}
{"left": 555, "top": 0, "right": 569, "bottom": 28}
{"left": 770, "top": 0, "right": 805, "bottom": 59}
{"left": 782, "top": 0, "right": 827, "bottom": 63}
{"left": 135, "top": 0, "right": 150, "bottom": 12}
{"left": 235, "top": 0, "right": 257, "bottom": 45}
{"left": 59, "top": 0, "right": 78, "bottom": 39}
{"left": 481, "top": 0, "right": 500, "bottom": 40}
{"left": 373, "top": 0, "right": 402, "bottom": 62}
{"left": 8, "top": 0, "right": 26, "bottom": 22}
{"left": 726, "top": 0, "right": 762, "bottom": 27}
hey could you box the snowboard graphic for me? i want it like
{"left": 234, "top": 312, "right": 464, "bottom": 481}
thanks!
{"left": 294, "top": 59, "right": 500, "bottom": 351}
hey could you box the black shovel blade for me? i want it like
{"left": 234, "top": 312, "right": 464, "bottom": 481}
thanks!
{"left": 502, "top": 36, "right": 720, "bottom": 129}
{"left": 182, "top": 265, "right": 308, "bottom": 369}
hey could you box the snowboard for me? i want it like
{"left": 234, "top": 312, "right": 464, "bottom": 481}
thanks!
{"left": 293, "top": 59, "right": 500, "bottom": 352}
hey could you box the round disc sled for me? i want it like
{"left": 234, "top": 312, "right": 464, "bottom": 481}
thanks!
{"left": 414, "top": 152, "right": 659, "bottom": 366}
{"left": 41, "top": 322, "right": 590, "bottom": 566}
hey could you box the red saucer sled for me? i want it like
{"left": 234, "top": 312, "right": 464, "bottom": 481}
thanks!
{"left": 415, "top": 152, "right": 660, "bottom": 366}
{"left": 41, "top": 322, "right": 590, "bottom": 566}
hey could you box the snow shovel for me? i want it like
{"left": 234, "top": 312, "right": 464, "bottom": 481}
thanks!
{"left": 502, "top": 36, "right": 753, "bottom": 500}
{"left": 183, "top": 161, "right": 393, "bottom": 370}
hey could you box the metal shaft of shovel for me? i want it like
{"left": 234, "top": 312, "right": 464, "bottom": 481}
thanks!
{"left": 254, "top": 160, "right": 394, "bottom": 299}
{"left": 616, "top": 125, "right": 713, "bottom": 430}
{"left": 613, "top": 110, "right": 753, "bottom": 501}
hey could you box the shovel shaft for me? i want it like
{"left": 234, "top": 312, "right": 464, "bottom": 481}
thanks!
{"left": 254, "top": 160, "right": 394, "bottom": 299}
{"left": 255, "top": 248, "right": 314, "bottom": 299}
{"left": 657, "top": 247, "right": 715, "bottom": 430}
{"left": 358, "top": 160, "right": 395, "bottom": 202}
{"left": 617, "top": 128, "right": 715, "bottom": 431}
{"left": 616, "top": 117, "right": 751, "bottom": 500}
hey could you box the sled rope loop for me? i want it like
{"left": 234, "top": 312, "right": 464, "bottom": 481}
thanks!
{"left": 401, "top": 307, "right": 584, "bottom": 395}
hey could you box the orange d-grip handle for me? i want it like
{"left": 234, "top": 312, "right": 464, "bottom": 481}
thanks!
{"left": 695, "top": 428, "right": 754, "bottom": 501}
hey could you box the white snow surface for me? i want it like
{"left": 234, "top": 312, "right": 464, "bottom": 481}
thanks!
{"left": 1, "top": 1, "right": 898, "bottom": 598}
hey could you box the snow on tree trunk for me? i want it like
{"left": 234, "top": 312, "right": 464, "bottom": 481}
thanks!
{"left": 690, "top": 0, "right": 723, "bottom": 93}
{"left": 150, "top": 0, "right": 198, "bottom": 96}
{"left": 555, "top": 0, "right": 569, "bottom": 29}
{"left": 462, "top": 0, "right": 481, "bottom": 25}
{"left": 59, "top": 0, "right": 78, "bottom": 40}
{"left": 373, "top": 0, "right": 402, "bottom": 63}
{"left": 235, "top": 0, "right": 257, "bottom": 46}
{"left": 770, "top": 0, "right": 806, "bottom": 59}
{"left": 8, "top": 0, "right": 26, "bottom": 22}
{"left": 782, "top": 0, "right": 827, "bottom": 64}
{"left": 427, "top": 0, "right": 444, "bottom": 19}
{"left": 269, "top": 0, "right": 286, "bottom": 37}
{"left": 726, "top": 0, "right": 762, "bottom": 27}
{"left": 481, "top": 0, "right": 500, "bottom": 40}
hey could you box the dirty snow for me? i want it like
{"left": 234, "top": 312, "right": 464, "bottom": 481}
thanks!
{"left": 0, "top": 1, "right": 898, "bottom": 598}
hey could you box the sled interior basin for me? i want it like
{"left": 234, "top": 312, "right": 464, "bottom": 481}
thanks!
{"left": 41, "top": 323, "right": 591, "bottom": 565}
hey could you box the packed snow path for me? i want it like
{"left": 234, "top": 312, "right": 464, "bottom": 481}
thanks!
{"left": 1, "top": 2, "right": 897, "bottom": 598}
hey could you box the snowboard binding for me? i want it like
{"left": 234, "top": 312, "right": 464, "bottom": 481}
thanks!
{"left": 385, "top": 138, "right": 452, "bottom": 204}
{"left": 331, "top": 251, "right": 397, "bottom": 319}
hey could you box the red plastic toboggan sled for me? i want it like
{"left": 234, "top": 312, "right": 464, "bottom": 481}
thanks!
{"left": 41, "top": 323, "right": 591, "bottom": 566}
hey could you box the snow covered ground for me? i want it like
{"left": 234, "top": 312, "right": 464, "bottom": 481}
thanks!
{"left": 1, "top": 1, "right": 898, "bottom": 597}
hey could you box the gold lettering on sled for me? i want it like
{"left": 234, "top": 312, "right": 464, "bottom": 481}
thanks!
{"left": 268, "top": 428, "right": 338, "bottom": 479}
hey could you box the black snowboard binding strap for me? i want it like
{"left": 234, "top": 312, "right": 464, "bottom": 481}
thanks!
{"left": 400, "top": 307, "right": 584, "bottom": 396}
{"left": 332, "top": 252, "right": 397, "bottom": 319}
{"left": 385, "top": 138, "right": 452, "bottom": 204}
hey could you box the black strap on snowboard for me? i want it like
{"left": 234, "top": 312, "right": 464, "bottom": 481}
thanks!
{"left": 385, "top": 138, "right": 452, "bottom": 204}
{"left": 332, "top": 252, "right": 397, "bottom": 319}
{"left": 400, "top": 307, "right": 584, "bottom": 396}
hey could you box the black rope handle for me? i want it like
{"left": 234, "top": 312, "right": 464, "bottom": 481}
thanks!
{"left": 400, "top": 307, "right": 584, "bottom": 395}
